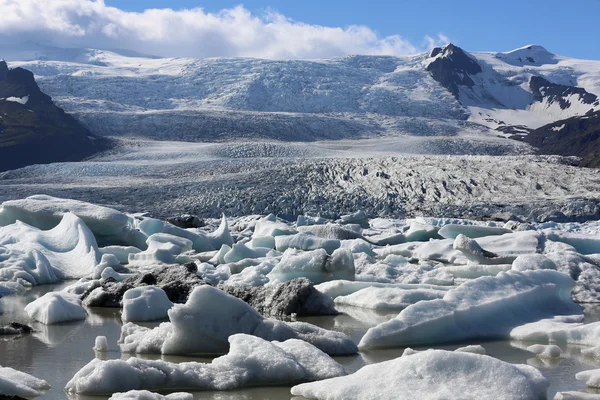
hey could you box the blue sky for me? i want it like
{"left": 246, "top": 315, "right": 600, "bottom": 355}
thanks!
{"left": 106, "top": 0, "right": 600, "bottom": 59}
{"left": 1, "top": 0, "right": 597, "bottom": 60}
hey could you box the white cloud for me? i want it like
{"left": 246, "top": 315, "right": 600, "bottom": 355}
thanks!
{"left": 0, "top": 0, "right": 450, "bottom": 59}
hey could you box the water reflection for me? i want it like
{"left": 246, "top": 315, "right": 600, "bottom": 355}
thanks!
{"left": 2, "top": 283, "right": 600, "bottom": 399}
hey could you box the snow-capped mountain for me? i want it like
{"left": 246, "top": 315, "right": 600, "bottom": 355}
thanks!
{"left": 2, "top": 42, "right": 599, "bottom": 157}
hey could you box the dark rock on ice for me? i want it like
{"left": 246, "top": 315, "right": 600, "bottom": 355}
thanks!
{"left": 0, "top": 322, "right": 33, "bottom": 335}
{"left": 166, "top": 214, "right": 205, "bottom": 228}
{"left": 219, "top": 278, "right": 337, "bottom": 318}
{"left": 82, "top": 264, "right": 207, "bottom": 307}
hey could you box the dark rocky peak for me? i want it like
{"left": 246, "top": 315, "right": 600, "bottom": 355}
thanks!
{"left": 530, "top": 76, "right": 598, "bottom": 110}
{"left": 0, "top": 59, "right": 7, "bottom": 81}
{"left": 0, "top": 66, "right": 52, "bottom": 107}
{"left": 426, "top": 43, "right": 482, "bottom": 99}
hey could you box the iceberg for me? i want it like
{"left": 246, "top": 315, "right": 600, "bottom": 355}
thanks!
{"left": 291, "top": 349, "right": 548, "bottom": 400}
{"left": 438, "top": 224, "right": 512, "bottom": 239}
{"left": 0, "top": 213, "right": 100, "bottom": 285}
{"left": 0, "top": 365, "right": 50, "bottom": 398}
{"left": 359, "top": 270, "right": 581, "bottom": 349}
{"left": 0, "top": 195, "right": 146, "bottom": 248}
{"left": 66, "top": 333, "right": 345, "bottom": 395}
{"left": 334, "top": 286, "right": 447, "bottom": 311}
{"left": 119, "top": 285, "right": 357, "bottom": 355}
{"left": 25, "top": 291, "right": 87, "bottom": 324}
{"left": 122, "top": 286, "right": 173, "bottom": 322}
{"left": 267, "top": 248, "right": 354, "bottom": 284}
{"left": 109, "top": 391, "right": 193, "bottom": 400}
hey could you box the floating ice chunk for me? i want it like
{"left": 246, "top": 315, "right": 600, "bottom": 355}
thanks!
{"left": 196, "top": 262, "right": 231, "bottom": 285}
{"left": 0, "top": 213, "right": 100, "bottom": 284}
{"left": 526, "top": 344, "right": 562, "bottom": 358}
{"left": 275, "top": 232, "right": 340, "bottom": 254}
{"left": 359, "top": 270, "right": 581, "bottom": 349}
{"left": 510, "top": 315, "right": 600, "bottom": 347}
{"left": 253, "top": 219, "right": 297, "bottom": 238}
{"left": 338, "top": 210, "right": 369, "bottom": 228}
{"left": 443, "top": 264, "right": 512, "bottom": 279}
{"left": 208, "top": 244, "right": 231, "bottom": 265}
{"left": 119, "top": 286, "right": 356, "bottom": 356}
{"left": 297, "top": 224, "right": 364, "bottom": 241}
{"left": 0, "top": 365, "right": 50, "bottom": 397}
{"left": 453, "top": 234, "right": 514, "bottom": 264}
{"left": 25, "top": 291, "right": 87, "bottom": 324}
{"left": 476, "top": 231, "right": 541, "bottom": 257}
{"left": 546, "top": 231, "right": 600, "bottom": 255}
{"left": 223, "top": 242, "right": 271, "bottom": 263}
{"left": 0, "top": 195, "right": 146, "bottom": 248}
{"left": 374, "top": 239, "right": 462, "bottom": 264}
{"left": 404, "top": 219, "right": 441, "bottom": 242}
{"left": 296, "top": 215, "right": 327, "bottom": 227}
{"left": 109, "top": 391, "right": 193, "bottom": 400}
{"left": 138, "top": 218, "right": 214, "bottom": 252}
{"left": 222, "top": 258, "right": 276, "bottom": 287}
{"left": 334, "top": 286, "right": 446, "bottom": 311}
{"left": 128, "top": 233, "right": 193, "bottom": 267}
{"left": 205, "top": 214, "right": 234, "bottom": 249}
{"left": 267, "top": 248, "right": 354, "bottom": 284}
{"left": 455, "top": 345, "right": 486, "bottom": 355}
{"left": 340, "top": 239, "right": 376, "bottom": 256}
{"left": 122, "top": 286, "right": 173, "bottom": 322}
{"left": 94, "top": 336, "right": 109, "bottom": 352}
{"left": 554, "top": 392, "right": 600, "bottom": 400}
{"left": 439, "top": 224, "right": 512, "bottom": 239}
{"left": 291, "top": 349, "right": 548, "bottom": 400}
{"left": 512, "top": 254, "right": 557, "bottom": 272}
{"left": 67, "top": 333, "right": 346, "bottom": 395}
{"left": 314, "top": 280, "right": 451, "bottom": 299}
{"left": 100, "top": 246, "right": 142, "bottom": 264}
{"left": 247, "top": 235, "right": 275, "bottom": 249}
{"left": 62, "top": 278, "right": 101, "bottom": 297}
{"left": 576, "top": 369, "right": 600, "bottom": 388}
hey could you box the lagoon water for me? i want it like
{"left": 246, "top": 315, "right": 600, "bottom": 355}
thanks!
{"left": 2, "top": 283, "right": 600, "bottom": 399}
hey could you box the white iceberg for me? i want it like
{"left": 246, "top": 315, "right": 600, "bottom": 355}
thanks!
{"left": 119, "top": 285, "right": 357, "bottom": 356}
{"left": 359, "top": 270, "right": 581, "bottom": 349}
{"left": 275, "top": 232, "right": 340, "bottom": 254}
{"left": 66, "top": 333, "right": 345, "bottom": 395}
{"left": 128, "top": 233, "right": 193, "bottom": 267}
{"left": 314, "top": 280, "right": 450, "bottom": 299}
{"left": 334, "top": 286, "right": 447, "bottom": 311}
{"left": 526, "top": 344, "right": 562, "bottom": 359}
{"left": 25, "top": 291, "right": 87, "bottom": 324}
{"left": 122, "top": 286, "right": 173, "bottom": 322}
{"left": 438, "top": 224, "right": 512, "bottom": 239}
{"left": 0, "top": 195, "right": 146, "bottom": 248}
{"left": 291, "top": 349, "right": 548, "bottom": 400}
{"left": 0, "top": 365, "right": 50, "bottom": 398}
{"left": 0, "top": 213, "right": 100, "bottom": 285}
{"left": 267, "top": 248, "right": 354, "bottom": 284}
{"left": 109, "top": 391, "right": 193, "bottom": 400}
{"left": 510, "top": 315, "right": 600, "bottom": 347}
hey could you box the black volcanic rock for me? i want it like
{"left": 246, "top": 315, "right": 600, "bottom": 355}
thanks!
{"left": 219, "top": 278, "right": 337, "bottom": 318}
{"left": 0, "top": 61, "right": 111, "bottom": 172}
{"left": 530, "top": 76, "right": 598, "bottom": 111}
{"left": 426, "top": 44, "right": 482, "bottom": 99}
{"left": 521, "top": 110, "right": 600, "bottom": 167}
{"left": 82, "top": 264, "right": 207, "bottom": 307}
{"left": 0, "top": 322, "right": 34, "bottom": 335}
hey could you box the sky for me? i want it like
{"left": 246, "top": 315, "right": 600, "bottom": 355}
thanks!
{"left": 0, "top": 0, "right": 598, "bottom": 60}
